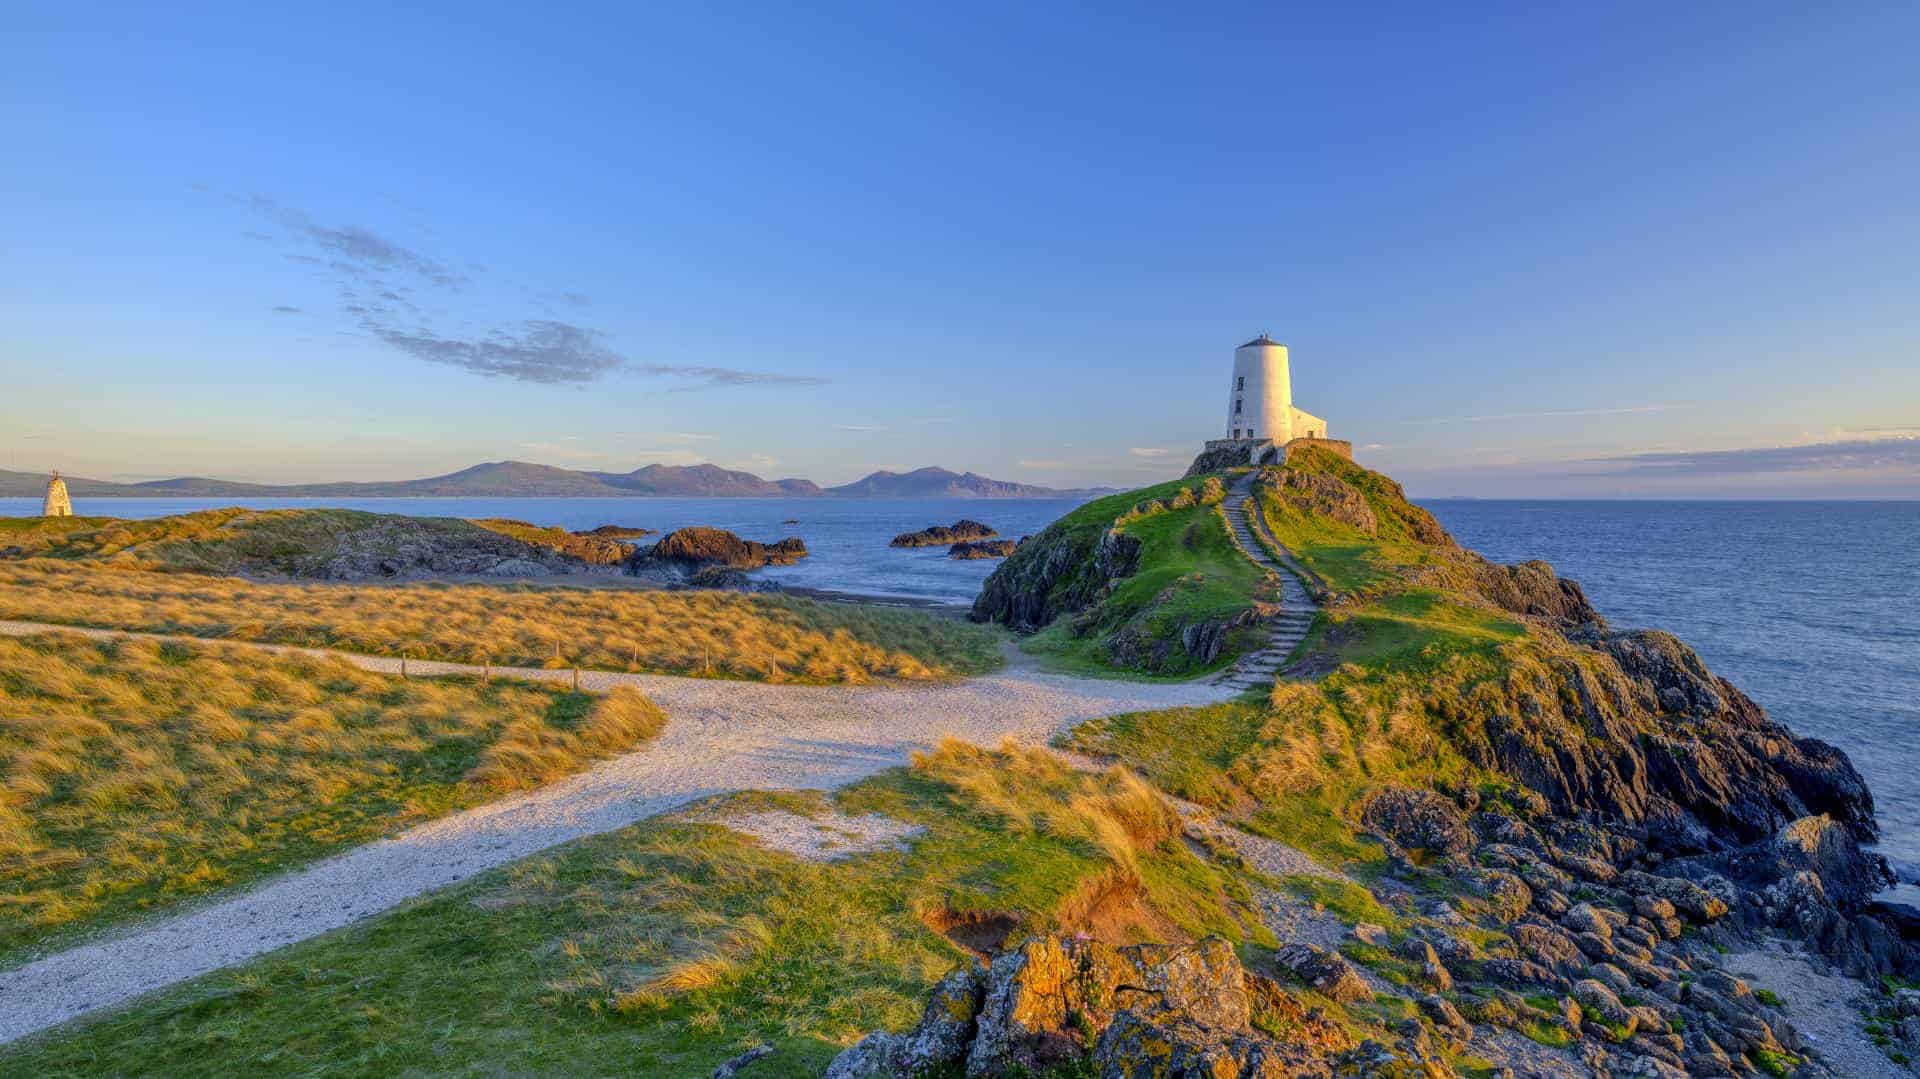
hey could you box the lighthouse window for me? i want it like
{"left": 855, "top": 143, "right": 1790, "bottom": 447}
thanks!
{"left": 1236, "top": 376, "right": 1244, "bottom": 391}
{"left": 1234, "top": 398, "right": 1242, "bottom": 414}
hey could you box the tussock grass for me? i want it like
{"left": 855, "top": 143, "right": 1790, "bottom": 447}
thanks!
{"left": 0, "top": 561, "right": 1001, "bottom": 683}
{"left": 0, "top": 632, "right": 664, "bottom": 960}
{"left": 2, "top": 742, "right": 1267, "bottom": 1075}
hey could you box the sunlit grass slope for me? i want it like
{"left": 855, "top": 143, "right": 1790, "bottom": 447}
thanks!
{"left": 0, "top": 741, "right": 1273, "bottom": 1075}
{"left": 0, "top": 632, "right": 664, "bottom": 962}
{"left": 1014, "top": 475, "right": 1275, "bottom": 677}
{"left": 0, "top": 561, "right": 1001, "bottom": 683}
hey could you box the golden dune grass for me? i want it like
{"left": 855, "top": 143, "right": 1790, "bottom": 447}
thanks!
{"left": 0, "top": 631, "right": 665, "bottom": 957}
{"left": 0, "top": 561, "right": 1000, "bottom": 683}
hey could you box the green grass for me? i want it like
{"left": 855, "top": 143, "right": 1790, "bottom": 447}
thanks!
{"left": 1319, "top": 590, "right": 1526, "bottom": 673}
{"left": 0, "top": 631, "right": 665, "bottom": 966}
{"left": 1282, "top": 874, "right": 1401, "bottom": 931}
{"left": 1, "top": 741, "right": 1270, "bottom": 1075}
{"left": 1024, "top": 499, "right": 1271, "bottom": 678}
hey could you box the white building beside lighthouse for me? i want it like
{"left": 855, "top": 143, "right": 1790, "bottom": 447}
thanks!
{"left": 1225, "top": 334, "right": 1327, "bottom": 443}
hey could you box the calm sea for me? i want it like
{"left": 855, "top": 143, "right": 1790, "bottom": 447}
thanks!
{"left": 5, "top": 495, "right": 1915, "bottom": 892}
{"left": 1425, "top": 500, "right": 1920, "bottom": 897}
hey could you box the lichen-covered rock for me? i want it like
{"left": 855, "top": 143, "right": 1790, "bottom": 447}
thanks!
{"left": 1270, "top": 943, "right": 1372, "bottom": 1003}
{"left": 1473, "top": 558, "right": 1605, "bottom": 629}
{"left": 1262, "top": 469, "right": 1377, "bottom": 536}
{"left": 1359, "top": 786, "right": 1474, "bottom": 861}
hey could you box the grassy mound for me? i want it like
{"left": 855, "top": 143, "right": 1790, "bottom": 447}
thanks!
{"left": 976, "top": 474, "right": 1276, "bottom": 677}
{"left": 0, "top": 631, "right": 665, "bottom": 963}
{"left": 0, "top": 508, "right": 595, "bottom": 577}
{"left": 0, "top": 561, "right": 1002, "bottom": 683}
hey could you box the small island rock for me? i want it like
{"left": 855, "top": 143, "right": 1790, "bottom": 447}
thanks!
{"left": 891, "top": 519, "right": 998, "bottom": 548}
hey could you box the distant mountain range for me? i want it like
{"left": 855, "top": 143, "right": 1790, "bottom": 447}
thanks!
{"left": 0, "top": 462, "right": 1114, "bottom": 500}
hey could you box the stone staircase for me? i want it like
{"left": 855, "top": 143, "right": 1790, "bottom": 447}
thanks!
{"left": 1213, "top": 473, "right": 1320, "bottom": 692}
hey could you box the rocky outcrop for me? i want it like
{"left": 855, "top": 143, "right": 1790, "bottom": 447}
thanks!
{"left": 1472, "top": 558, "right": 1605, "bottom": 629}
{"left": 1359, "top": 786, "right": 1475, "bottom": 862}
{"left": 972, "top": 524, "right": 1134, "bottom": 631}
{"left": 828, "top": 936, "right": 1377, "bottom": 1078}
{"left": 626, "top": 527, "right": 806, "bottom": 584}
{"left": 1183, "top": 444, "right": 1252, "bottom": 477}
{"left": 574, "top": 524, "right": 654, "bottom": 539}
{"left": 891, "top": 520, "right": 998, "bottom": 548}
{"left": 1264, "top": 469, "right": 1377, "bottom": 535}
{"left": 948, "top": 538, "right": 1021, "bottom": 560}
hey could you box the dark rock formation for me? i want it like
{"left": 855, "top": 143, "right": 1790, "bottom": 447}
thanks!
{"left": 1472, "top": 558, "right": 1605, "bottom": 629}
{"left": 574, "top": 524, "right": 654, "bottom": 539}
{"left": 626, "top": 527, "right": 806, "bottom": 584}
{"left": 972, "top": 524, "right": 1134, "bottom": 631}
{"left": 1183, "top": 444, "right": 1251, "bottom": 477}
{"left": 1360, "top": 786, "right": 1475, "bottom": 861}
{"left": 948, "top": 538, "right": 1021, "bottom": 560}
{"left": 890, "top": 519, "right": 997, "bottom": 548}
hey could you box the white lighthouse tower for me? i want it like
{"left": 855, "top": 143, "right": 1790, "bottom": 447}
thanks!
{"left": 1225, "top": 334, "right": 1327, "bottom": 444}
{"left": 1197, "top": 334, "right": 1344, "bottom": 469}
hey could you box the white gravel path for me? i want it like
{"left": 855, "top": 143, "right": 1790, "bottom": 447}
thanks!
{"left": 0, "top": 618, "right": 1235, "bottom": 1045}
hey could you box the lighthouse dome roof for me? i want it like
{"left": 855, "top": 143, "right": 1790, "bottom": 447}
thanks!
{"left": 1238, "top": 334, "right": 1283, "bottom": 349}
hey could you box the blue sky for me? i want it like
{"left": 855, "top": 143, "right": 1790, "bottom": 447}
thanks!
{"left": 4, "top": 2, "right": 1917, "bottom": 496}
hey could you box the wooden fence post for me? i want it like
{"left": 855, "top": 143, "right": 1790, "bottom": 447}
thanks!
{"left": 572, "top": 666, "right": 580, "bottom": 692}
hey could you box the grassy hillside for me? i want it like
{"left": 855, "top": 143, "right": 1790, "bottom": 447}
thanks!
{"left": 0, "top": 632, "right": 664, "bottom": 964}
{"left": 0, "top": 508, "right": 598, "bottom": 576}
{"left": 0, "top": 561, "right": 1002, "bottom": 684}
{"left": 976, "top": 474, "right": 1276, "bottom": 677}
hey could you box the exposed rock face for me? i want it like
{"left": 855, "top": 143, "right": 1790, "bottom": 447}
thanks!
{"left": 1451, "top": 626, "right": 1879, "bottom": 859}
{"left": 627, "top": 527, "right": 806, "bottom": 584}
{"left": 574, "top": 524, "right": 654, "bottom": 539}
{"left": 1183, "top": 444, "right": 1252, "bottom": 477}
{"left": 1266, "top": 469, "right": 1377, "bottom": 535}
{"left": 828, "top": 936, "right": 1377, "bottom": 1079}
{"left": 948, "top": 538, "right": 1021, "bottom": 560}
{"left": 972, "top": 525, "right": 1130, "bottom": 631}
{"left": 1472, "top": 558, "right": 1605, "bottom": 629}
{"left": 891, "top": 520, "right": 998, "bottom": 548}
{"left": 1359, "top": 786, "right": 1475, "bottom": 862}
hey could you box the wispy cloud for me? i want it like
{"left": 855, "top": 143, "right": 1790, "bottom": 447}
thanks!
{"left": 1595, "top": 435, "right": 1920, "bottom": 477}
{"left": 1126, "top": 447, "right": 1171, "bottom": 458}
{"left": 230, "top": 190, "right": 825, "bottom": 389}
{"left": 246, "top": 193, "right": 467, "bottom": 289}
{"left": 270, "top": 305, "right": 303, "bottom": 314}
{"left": 376, "top": 321, "right": 625, "bottom": 384}
{"left": 1403, "top": 403, "right": 1689, "bottom": 426}
{"left": 834, "top": 424, "right": 889, "bottom": 432}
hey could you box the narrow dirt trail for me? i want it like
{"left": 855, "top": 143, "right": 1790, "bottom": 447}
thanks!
{"left": 0, "top": 619, "right": 1236, "bottom": 1045}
